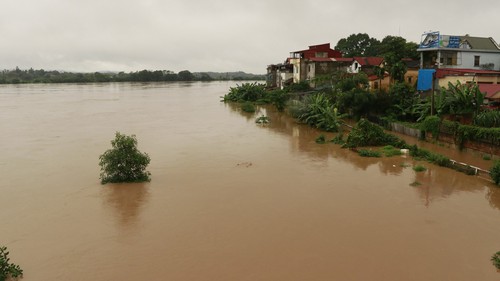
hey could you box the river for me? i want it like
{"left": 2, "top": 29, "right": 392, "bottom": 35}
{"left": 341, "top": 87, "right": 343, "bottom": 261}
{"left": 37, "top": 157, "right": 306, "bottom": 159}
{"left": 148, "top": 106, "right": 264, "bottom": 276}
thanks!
{"left": 1, "top": 81, "right": 499, "bottom": 280}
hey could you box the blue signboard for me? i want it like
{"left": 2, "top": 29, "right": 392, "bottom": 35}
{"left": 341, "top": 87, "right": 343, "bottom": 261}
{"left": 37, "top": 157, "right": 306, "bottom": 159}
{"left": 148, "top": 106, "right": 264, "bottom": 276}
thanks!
{"left": 446, "top": 36, "right": 460, "bottom": 48}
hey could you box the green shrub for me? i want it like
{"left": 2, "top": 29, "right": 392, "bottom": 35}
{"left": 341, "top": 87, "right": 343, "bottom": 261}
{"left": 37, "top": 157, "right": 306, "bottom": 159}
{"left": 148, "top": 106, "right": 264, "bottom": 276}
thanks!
{"left": 420, "top": 115, "right": 441, "bottom": 139}
{"left": 492, "top": 251, "right": 500, "bottom": 270}
{"left": 241, "top": 101, "right": 256, "bottom": 113}
{"left": 330, "top": 133, "right": 345, "bottom": 145}
{"left": 483, "top": 154, "right": 492, "bottom": 161}
{"left": 491, "top": 160, "right": 500, "bottom": 185}
{"left": 255, "top": 115, "right": 270, "bottom": 124}
{"left": 345, "top": 119, "right": 406, "bottom": 148}
{"left": 315, "top": 134, "right": 327, "bottom": 144}
{"left": 358, "top": 149, "right": 381, "bottom": 158}
{"left": 296, "top": 93, "right": 344, "bottom": 132}
{"left": 413, "top": 165, "right": 427, "bottom": 172}
{"left": 99, "top": 132, "right": 151, "bottom": 184}
{"left": 474, "top": 110, "right": 500, "bottom": 128}
{"left": 222, "top": 82, "right": 266, "bottom": 102}
{"left": 1, "top": 246, "right": 23, "bottom": 281}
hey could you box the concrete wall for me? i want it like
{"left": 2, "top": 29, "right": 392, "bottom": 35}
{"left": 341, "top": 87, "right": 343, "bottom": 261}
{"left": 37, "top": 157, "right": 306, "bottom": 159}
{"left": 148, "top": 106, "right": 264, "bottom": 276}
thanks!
{"left": 438, "top": 75, "right": 500, "bottom": 87}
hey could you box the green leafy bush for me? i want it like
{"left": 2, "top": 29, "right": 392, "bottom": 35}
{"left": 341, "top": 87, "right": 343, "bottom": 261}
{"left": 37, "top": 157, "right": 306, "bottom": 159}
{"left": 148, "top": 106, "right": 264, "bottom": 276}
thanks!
{"left": 345, "top": 119, "right": 406, "bottom": 148}
{"left": 315, "top": 134, "right": 327, "bottom": 144}
{"left": 1, "top": 246, "right": 23, "bottom": 281}
{"left": 474, "top": 110, "right": 500, "bottom": 128}
{"left": 491, "top": 160, "right": 500, "bottom": 185}
{"left": 222, "top": 82, "right": 266, "bottom": 102}
{"left": 255, "top": 115, "right": 270, "bottom": 124}
{"left": 99, "top": 132, "right": 151, "bottom": 184}
{"left": 241, "top": 101, "right": 256, "bottom": 113}
{"left": 492, "top": 251, "right": 500, "bottom": 270}
{"left": 420, "top": 115, "right": 441, "bottom": 139}
{"left": 295, "top": 93, "right": 345, "bottom": 132}
{"left": 330, "top": 133, "right": 345, "bottom": 145}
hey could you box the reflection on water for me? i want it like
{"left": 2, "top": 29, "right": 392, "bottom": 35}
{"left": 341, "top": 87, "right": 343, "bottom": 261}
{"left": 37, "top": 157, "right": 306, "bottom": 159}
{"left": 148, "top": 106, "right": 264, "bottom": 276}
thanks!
{"left": 102, "top": 183, "right": 150, "bottom": 228}
{"left": 1, "top": 82, "right": 500, "bottom": 281}
{"left": 226, "top": 101, "right": 500, "bottom": 209}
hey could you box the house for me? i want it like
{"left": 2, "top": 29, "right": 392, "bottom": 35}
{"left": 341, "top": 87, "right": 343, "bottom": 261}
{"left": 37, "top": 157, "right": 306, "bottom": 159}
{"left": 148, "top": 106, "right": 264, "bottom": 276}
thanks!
{"left": 418, "top": 32, "right": 500, "bottom": 70}
{"left": 417, "top": 32, "right": 500, "bottom": 89}
{"left": 266, "top": 61, "right": 293, "bottom": 89}
{"left": 289, "top": 43, "right": 342, "bottom": 84}
{"left": 348, "top": 57, "right": 384, "bottom": 74}
{"left": 479, "top": 84, "right": 500, "bottom": 101}
{"left": 345, "top": 57, "right": 390, "bottom": 91}
{"left": 266, "top": 64, "right": 278, "bottom": 88}
{"left": 402, "top": 58, "right": 420, "bottom": 87}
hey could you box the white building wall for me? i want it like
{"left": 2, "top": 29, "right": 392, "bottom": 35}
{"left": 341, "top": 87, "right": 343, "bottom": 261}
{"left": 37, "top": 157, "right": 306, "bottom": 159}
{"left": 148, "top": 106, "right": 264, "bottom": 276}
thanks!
{"left": 290, "top": 58, "right": 301, "bottom": 83}
{"left": 443, "top": 51, "right": 500, "bottom": 70}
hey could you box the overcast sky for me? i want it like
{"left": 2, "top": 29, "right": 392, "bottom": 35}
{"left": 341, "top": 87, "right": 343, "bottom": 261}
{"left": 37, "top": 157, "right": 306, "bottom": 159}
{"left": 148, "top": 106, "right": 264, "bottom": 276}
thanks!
{"left": 1, "top": 0, "right": 499, "bottom": 74}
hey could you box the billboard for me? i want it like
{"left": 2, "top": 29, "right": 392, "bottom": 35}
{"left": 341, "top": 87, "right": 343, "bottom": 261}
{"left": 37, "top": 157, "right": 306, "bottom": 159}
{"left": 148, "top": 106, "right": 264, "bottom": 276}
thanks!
{"left": 420, "top": 32, "right": 440, "bottom": 48}
{"left": 420, "top": 32, "right": 461, "bottom": 49}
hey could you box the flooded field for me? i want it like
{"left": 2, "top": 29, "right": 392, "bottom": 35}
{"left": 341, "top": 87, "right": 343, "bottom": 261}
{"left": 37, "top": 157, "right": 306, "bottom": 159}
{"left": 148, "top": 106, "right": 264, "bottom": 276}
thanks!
{"left": 1, "top": 82, "right": 499, "bottom": 280}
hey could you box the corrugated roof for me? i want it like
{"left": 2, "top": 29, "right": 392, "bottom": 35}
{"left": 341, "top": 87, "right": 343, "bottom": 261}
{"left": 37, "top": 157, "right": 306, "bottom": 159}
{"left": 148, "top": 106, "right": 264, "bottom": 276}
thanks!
{"left": 436, "top": 68, "right": 500, "bottom": 78}
{"left": 462, "top": 36, "right": 500, "bottom": 50}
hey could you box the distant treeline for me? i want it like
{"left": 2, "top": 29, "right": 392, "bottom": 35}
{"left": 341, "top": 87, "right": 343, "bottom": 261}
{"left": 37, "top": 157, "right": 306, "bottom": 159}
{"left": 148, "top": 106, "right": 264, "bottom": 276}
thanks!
{"left": 0, "top": 67, "right": 265, "bottom": 84}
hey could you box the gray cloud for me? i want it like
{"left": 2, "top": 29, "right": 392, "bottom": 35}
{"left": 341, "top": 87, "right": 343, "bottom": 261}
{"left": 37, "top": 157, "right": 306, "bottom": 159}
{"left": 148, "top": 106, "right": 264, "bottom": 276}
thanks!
{"left": 1, "top": 0, "right": 499, "bottom": 74}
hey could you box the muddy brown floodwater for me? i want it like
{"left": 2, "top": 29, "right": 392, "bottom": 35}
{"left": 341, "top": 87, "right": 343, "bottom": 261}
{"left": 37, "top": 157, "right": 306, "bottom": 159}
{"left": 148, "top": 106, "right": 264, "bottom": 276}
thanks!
{"left": 1, "top": 82, "right": 500, "bottom": 281}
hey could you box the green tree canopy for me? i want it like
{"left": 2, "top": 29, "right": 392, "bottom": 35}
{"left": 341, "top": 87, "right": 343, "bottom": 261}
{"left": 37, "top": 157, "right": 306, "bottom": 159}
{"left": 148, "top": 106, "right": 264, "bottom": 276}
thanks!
{"left": 378, "top": 36, "right": 419, "bottom": 65}
{"left": 178, "top": 70, "right": 194, "bottom": 81}
{"left": 335, "top": 33, "right": 380, "bottom": 57}
{"left": 99, "top": 132, "right": 151, "bottom": 184}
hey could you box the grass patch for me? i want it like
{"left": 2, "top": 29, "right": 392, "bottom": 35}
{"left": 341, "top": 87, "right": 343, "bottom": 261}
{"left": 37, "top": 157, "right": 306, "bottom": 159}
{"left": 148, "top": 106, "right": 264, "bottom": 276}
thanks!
{"left": 381, "top": 145, "right": 403, "bottom": 157}
{"left": 358, "top": 149, "right": 382, "bottom": 158}
{"left": 483, "top": 154, "right": 492, "bottom": 161}
{"left": 409, "top": 181, "right": 422, "bottom": 186}
{"left": 413, "top": 165, "right": 427, "bottom": 172}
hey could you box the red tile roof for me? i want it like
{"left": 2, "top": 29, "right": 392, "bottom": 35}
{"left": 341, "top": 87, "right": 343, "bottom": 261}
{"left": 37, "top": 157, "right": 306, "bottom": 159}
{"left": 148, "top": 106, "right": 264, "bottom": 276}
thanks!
{"left": 479, "top": 84, "right": 500, "bottom": 99}
{"left": 353, "top": 57, "right": 384, "bottom": 66}
{"left": 334, "top": 58, "right": 354, "bottom": 62}
{"left": 309, "top": 58, "right": 336, "bottom": 62}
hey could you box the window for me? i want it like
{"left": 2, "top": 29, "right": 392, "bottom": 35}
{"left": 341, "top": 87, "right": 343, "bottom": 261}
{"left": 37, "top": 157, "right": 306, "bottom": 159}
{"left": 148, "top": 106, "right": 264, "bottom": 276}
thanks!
{"left": 408, "top": 77, "right": 412, "bottom": 83}
{"left": 474, "top": 56, "right": 480, "bottom": 67}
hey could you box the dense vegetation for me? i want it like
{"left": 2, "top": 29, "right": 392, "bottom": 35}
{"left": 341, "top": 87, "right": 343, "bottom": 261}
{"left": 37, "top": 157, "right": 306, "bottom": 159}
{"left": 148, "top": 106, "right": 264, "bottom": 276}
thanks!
{"left": 0, "top": 246, "right": 23, "bottom": 281}
{"left": 0, "top": 68, "right": 265, "bottom": 84}
{"left": 99, "top": 132, "right": 151, "bottom": 184}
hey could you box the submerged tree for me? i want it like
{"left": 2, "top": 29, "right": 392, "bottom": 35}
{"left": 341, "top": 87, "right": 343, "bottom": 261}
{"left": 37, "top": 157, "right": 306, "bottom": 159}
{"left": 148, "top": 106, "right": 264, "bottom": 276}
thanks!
{"left": 0, "top": 246, "right": 23, "bottom": 281}
{"left": 99, "top": 132, "right": 151, "bottom": 184}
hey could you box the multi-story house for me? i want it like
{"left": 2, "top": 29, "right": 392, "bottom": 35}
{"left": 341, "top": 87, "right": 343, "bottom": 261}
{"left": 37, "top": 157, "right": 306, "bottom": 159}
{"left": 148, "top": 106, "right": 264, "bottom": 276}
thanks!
{"left": 417, "top": 32, "right": 500, "bottom": 91}
{"left": 289, "top": 43, "right": 342, "bottom": 84}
